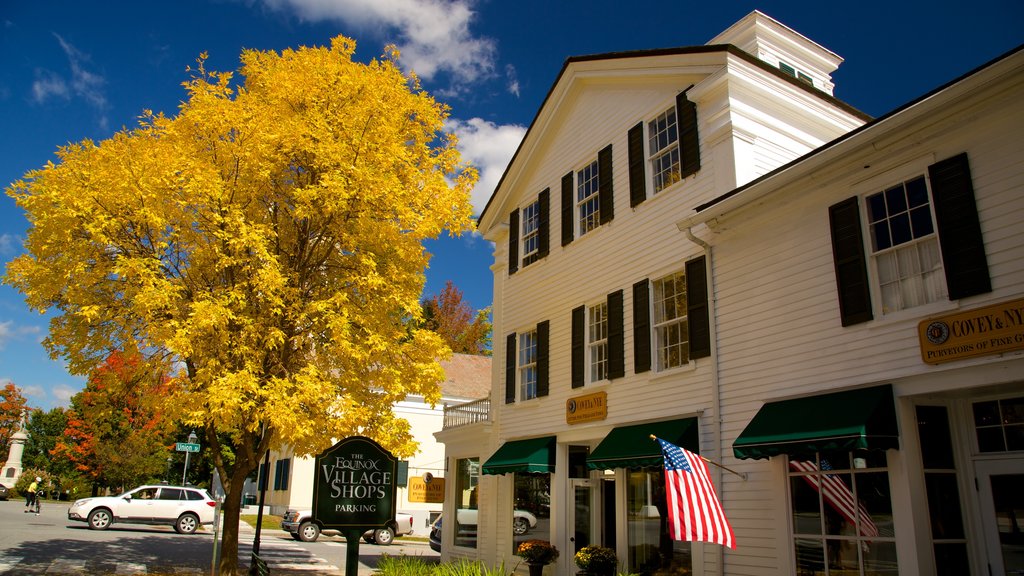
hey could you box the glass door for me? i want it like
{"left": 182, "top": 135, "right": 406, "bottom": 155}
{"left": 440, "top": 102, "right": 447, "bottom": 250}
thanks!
{"left": 977, "top": 459, "right": 1024, "bottom": 575}
{"left": 569, "top": 478, "right": 596, "bottom": 556}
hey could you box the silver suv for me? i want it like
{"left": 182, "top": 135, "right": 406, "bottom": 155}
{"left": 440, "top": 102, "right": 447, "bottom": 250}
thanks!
{"left": 68, "top": 484, "right": 216, "bottom": 534}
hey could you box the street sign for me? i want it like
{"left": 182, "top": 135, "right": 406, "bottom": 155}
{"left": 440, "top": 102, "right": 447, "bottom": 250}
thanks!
{"left": 175, "top": 442, "right": 200, "bottom": 453}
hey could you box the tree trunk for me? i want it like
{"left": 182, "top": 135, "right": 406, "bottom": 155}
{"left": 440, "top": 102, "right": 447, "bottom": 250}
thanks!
{"left": 218, "top": 478, "right": 244, "bottom": 575}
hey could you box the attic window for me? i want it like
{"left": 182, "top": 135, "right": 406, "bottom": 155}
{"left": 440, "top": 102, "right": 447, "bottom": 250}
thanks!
{"left": 779, "top": 61, "right": 814, "bottom": 86}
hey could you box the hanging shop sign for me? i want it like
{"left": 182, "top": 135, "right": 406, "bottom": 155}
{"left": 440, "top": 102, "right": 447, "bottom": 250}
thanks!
{"left": 566, "top": 391, "right": 608, "bottom": 424}
{"left": 408, "top": 473, "right": 445, "bottom": 503}
{"left": 919, "top": 297, "right": 1024, "bottom": 364}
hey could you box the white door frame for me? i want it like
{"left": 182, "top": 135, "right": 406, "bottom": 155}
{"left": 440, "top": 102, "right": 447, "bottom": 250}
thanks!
{"left": 975, "top": 457, "right": 1024, "bottom": 576}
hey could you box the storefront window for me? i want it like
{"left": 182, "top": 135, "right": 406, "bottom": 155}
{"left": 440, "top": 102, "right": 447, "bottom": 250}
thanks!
{"left": 454, "top": 457, "right": 479, "bottom": 548}
{"left": 789, "top": 451, "right": 897, "bottom": 576}
{"left": 512, "top": 473, "right": 551, "bottom": 552}
{"left": 627, "top": 470, "right": 691, "bottom": 575}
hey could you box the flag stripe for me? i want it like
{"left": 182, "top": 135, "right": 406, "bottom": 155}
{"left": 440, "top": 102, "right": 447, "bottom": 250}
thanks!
{"left": 657, "top": 437, "right": 736, "bottom": 549}
{"left": 789, "top": 459, "right": 878, "bottom": 538}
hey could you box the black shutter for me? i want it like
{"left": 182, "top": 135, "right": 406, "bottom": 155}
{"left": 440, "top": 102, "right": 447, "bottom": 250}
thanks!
{"left": 607, "top": 290, "right": 625, "bottom": 379}
{"left": 633, "top": 279, "right": 651, "bottom": 373}
{"left": 829, "top": 197, "right": 873, "bottom": 326}
{"left": 505, "top": 333, "right": 516, "bottom": 403}
{"left": 598, "top": 144, "right": 614, "bottom": 224}
{"left": 508, "top": 209, "right": 519, "bottom": 275}
{"left": 628, "top": 122, "right": 647, "bottom": 207}
{"left": 686, "top": 256, "right": 711, "bottom": 359}
{"left": 928, "top": 153, "right": 991, "bottom": 300}
{"left": 677, "top": 91, "right": 700, "bottom": 179}
{"left": 536, "top": 320, "right": 549, "bottom": 397}
{"left": 561, "top": 172, "right": 575, "bottom": 246}
{"left": 537, "top": 188, "right": 550, "bottom": 260}
{"left": 571, "top": 305, "right": 585, "bottom": 389}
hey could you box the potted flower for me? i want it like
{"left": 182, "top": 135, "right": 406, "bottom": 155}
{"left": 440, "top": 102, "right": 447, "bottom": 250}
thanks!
{"left": 574, "top": 544, "right": 618, "bottom": 576}
{"left": 516, "top": 539, "right": 559, "bottom": 576}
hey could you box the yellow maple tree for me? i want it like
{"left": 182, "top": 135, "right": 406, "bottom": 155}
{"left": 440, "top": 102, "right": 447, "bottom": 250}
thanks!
{"left": 4, "top": 37, "right": 475, "bottom": 574}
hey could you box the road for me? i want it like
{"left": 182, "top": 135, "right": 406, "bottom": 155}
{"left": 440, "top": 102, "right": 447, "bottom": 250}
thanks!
{"left": 0, "top": 499, "right": 438, "bottom": 575}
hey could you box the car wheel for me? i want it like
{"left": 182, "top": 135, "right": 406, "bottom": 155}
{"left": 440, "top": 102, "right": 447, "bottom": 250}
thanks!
{"left": 175, "top": 513, "right": 199, "bottom": 534}
{"left": 512, "top": 516, "right": 530, "bottom": 535}
{"left": 87, "top": 508, "right": 112, "bottom": 530}
{"left": 297, "top": 521, "right": 320, "bottom": 542}
{"left": 373, "top": 526, "right": 394, "bottom": 546}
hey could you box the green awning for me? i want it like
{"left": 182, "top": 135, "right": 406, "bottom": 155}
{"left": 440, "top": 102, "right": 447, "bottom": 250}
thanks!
{"left": 481, "top": 436, "right": 555, "bottom": 475}
{"left": 733, "top": 384, "right": 899, "bottom": 460}
{"left": 587, "top": 418, "right": 699, "bottom": 470}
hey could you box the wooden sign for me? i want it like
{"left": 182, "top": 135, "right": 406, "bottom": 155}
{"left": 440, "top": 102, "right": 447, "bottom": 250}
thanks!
{"left": 566, "top": 391, "right": 608, "bottom": 424}
{"left": 919, "top": 297, "right": 1024, "bottom": 364}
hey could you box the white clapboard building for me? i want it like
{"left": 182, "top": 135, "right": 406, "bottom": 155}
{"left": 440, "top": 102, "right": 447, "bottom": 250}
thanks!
{"left": 437, "top": 10, "right": 1023, "bottom": 576}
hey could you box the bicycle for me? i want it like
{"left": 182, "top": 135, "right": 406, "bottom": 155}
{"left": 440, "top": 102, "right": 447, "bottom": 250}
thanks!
{"left": 25, "top": 491, "right": 41, "bottom": 515}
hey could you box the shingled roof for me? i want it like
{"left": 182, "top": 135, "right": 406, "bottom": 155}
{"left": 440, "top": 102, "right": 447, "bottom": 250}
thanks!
{"left": 437, "top": 353, "right": 492, "bottom": 400}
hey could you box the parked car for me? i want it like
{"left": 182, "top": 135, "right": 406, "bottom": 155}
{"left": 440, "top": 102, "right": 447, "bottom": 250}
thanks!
{"left": 428, "top": 514, "right": 442, "bottom": 552}
{"left": 67, "top": 484, "right": 216, "bottom": 534}
{"left": 0, "top": 483, "right": 9, "bottom": 501}
{"left": 281, "top": 509, "right": 414, "bottom": 544}
{"left": 456, "top": 508, "right": 538, "bottom": 535}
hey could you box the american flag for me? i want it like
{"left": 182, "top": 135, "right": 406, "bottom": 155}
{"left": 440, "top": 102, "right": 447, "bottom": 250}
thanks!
{"left": 656, "top": 437, "right": 736, "bottom": 549}
{"left": 789, "top": 459, "right": 879, "bottom": 538}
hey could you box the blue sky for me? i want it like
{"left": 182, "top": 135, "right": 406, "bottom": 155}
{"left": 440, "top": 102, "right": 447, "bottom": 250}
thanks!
{"left": 1, "top": 0, "right": 1021, "bottom": 409}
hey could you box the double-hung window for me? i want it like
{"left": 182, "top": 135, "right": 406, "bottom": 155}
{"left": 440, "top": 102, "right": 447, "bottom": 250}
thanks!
{"left": 518, "top": 330, "right": 538, "bottom": 401}
{"left": 866, "top": 175, "right": 944, "bottom": 314}
{"left": 521, "top": 200, "right": 540, "bottom": 263}
{"left": 648, "top": 107, "right": 681, "bottom": 193}
{"left": 830, "top": 153, "right": 991, "bottom": 326}
{"left": 588, "top": 302, "right": 608, "bottom": 382}
{"left": 653, "top": 271, "right": 688, "bottom": 370}
{"left": 577, "top": 160, "right": 601, "bottom": 236}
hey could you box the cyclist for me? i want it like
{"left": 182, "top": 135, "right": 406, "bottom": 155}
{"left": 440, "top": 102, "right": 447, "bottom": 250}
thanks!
{"left": 24, "top": 477, "right": 41, "bottom": 514}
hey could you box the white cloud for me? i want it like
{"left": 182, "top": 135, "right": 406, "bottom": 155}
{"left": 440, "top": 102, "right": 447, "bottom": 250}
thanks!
{"left": 31, "top": 69, "right": 69, "bottom": 103}
{"left": 0, "top": 233, "right": 23, "bottom": 255}
{"left": 262, "top": 0, "right": 496, "bottom": 88}
{"left": 50, "top": 384, "right": 79, "bottom": 407}
{"left": 0, "top": 320, "right": 42, "bottom": 350}
{"left": 0, "top": 321, "right": 11, "bottom": 348}
{"left": 445, "top": 117, "right": 526, "bottom": 214}
{"left": 505, "top": 64, "right": 520, "bottom": 97}
{"left": 32, "top": 34, "right": 108, "bottom": 129}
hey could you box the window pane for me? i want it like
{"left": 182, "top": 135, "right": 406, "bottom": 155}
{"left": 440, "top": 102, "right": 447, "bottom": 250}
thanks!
{"left": 924, "top": 472, "right": 965, "bottom": 539}
{"left": 628, "top": 470, "right": 691, "bottom": 575}
{"left": 885, "top": 184, "right": 907, "bottom": 214}
{"left": 905, "top": 176, "right": 928, "bottom": 207}
{"left": 862, "top": 540, "right": 899, "bottom": 576}
{"left": 871, "top": 221, "right": 892, "bottom": 251}
{"left": 1006, "top": 425, "right": 1024, "bottom": 451}
{"left": 974, "top": 400, "right": 1001, "bottom": 426}
{"left": 790, "top": 474, "right": 822, "bottom": 535}
{"left": 795, "top": 539, "right": 825, "bottom": 576}
{"left": 934, "top": 543, "right": 970, "bottom": 576}
{"left": 977, "top": 427, "right": 1006, "bottom": 452}
{"left": 1002, "top": 397, "right": 1024, "bottom": 424}
{"left": 867, "top": 193, "right": 887, "bottom": 223}
{"left": 890, "top": 212, "right": 912, "bottom": 245}
{"left": 876, "top": 252, "right": 898, "bottom": 284}
{"left": 455, "top": 458, "right": 479, "bottom": 548}
{"left": 513, "top": 474, "right": 551, "bottom": 553}
{"left": 857, "top": 471, "right": 895, "bottom": 537}
{"left": 825, "top": 538, "right": 860, "bottom": 572}
{"left": 916, "top": 405, "right": 955, "bottom": 469}
{"left": 910, "top": 205, "right": 934, "bottom": 238}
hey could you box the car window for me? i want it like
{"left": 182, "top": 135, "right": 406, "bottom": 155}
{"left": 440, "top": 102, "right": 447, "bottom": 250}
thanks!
{"left": 133, "top": 488, "right": 158, "bottom": 500}
{"left": 185, "top": 489, "right": 204, "bottom": 501}
{"left": 158, "top": 488, "right": 184, "bottom": 500}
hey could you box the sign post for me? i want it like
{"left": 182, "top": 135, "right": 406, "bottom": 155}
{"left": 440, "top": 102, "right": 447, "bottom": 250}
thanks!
{"left": 176, "top": 431, "right": 199, "bottom": 486}
{"left": 313, "top": 436, "right": 398, "bottom": 576}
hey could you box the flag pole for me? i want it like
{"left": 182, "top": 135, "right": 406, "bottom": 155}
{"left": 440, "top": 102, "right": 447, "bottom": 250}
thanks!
{"left": 651, "top": 435, "right": 747, "bottom": 480}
